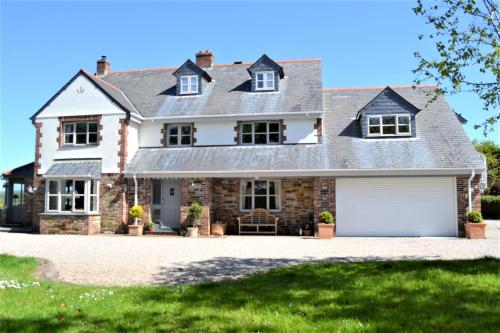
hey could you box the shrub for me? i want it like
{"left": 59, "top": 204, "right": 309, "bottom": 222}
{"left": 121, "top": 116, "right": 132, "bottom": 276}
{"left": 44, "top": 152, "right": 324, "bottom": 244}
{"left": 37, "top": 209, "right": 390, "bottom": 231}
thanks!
{"left": 466, "top": 211, "right": 483, "bottom": 223}
{"left": 187, "top": 202, "right": 203, "bottom": 226}
{"left": 144, "top": 221, "right": 155, "bottom": 231}
{"left": 129, "top": 205, "right": 144, "bottom": 219}
{"left": 319, "top": 211, "right": 334, "bottom": 224}
{"left": 481, "top": 195, "right": 500, "bottom": 219}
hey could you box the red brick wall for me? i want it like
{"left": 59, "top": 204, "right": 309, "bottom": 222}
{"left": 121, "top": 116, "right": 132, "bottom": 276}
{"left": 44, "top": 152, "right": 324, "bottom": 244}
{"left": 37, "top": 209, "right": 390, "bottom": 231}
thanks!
{"left": 456, "top": 175, "right": 481, "bottom": 237}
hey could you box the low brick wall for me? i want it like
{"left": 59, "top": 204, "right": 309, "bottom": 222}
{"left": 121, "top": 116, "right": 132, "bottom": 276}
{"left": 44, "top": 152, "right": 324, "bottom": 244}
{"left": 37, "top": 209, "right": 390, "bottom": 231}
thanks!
{"left": 40, "top": 214, "right": 101, "bottom": 235}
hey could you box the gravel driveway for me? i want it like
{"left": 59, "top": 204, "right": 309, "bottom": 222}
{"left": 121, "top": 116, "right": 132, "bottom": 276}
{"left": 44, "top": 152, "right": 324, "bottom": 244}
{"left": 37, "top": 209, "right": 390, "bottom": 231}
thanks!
{"left": 0, "top": 222, "right": 498, "bottom": 286}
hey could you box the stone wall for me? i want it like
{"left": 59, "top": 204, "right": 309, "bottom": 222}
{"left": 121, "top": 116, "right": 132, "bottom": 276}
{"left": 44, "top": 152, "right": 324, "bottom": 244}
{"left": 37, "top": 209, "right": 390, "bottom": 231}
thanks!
{"left": 40, "top": 214, "right": 101, "bottom": 235}
{"left": 456, "top": 175, "right": 481, "bottom": 237}
{"left": 126, "top": 177, "right": 152, "bottom": 225}
{"left": 32, "top": 182, "right": 45, "bottom": 232}
{"left": 313, "top": 177, "right": 336, "bottom": 225}
{"left": 181, "top": 178, "right": 212, "bottom": 235}
{"left": 100, "top": 174, "right": 128, "bottom": 233}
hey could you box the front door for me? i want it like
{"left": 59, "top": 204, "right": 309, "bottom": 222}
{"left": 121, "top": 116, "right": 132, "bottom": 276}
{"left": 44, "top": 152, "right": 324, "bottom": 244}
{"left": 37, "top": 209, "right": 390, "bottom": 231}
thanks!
{"left": 160, "top": 180, "right": 181, "bottom": 230}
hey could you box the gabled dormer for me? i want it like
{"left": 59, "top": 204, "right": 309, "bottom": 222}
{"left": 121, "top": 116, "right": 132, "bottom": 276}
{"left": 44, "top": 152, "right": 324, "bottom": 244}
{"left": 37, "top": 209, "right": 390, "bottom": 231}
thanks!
{"left": 356, "top": 87, "right": 420, "bottom": 138}
{"left": 172, "top": 59, "right": 212, "bottom": 96}
{"left": 247, "top": 54, "right": 285, "bottom": 92}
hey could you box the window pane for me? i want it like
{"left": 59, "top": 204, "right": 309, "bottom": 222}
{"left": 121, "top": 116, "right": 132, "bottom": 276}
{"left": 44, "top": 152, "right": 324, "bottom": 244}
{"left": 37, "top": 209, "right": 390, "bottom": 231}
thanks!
{"left": 369, "top": 126, "right": 380, "bottom": 134}
{"left": 268, "top": 181, "right": 276, "bottom": 195}
{"left": 76, "top": 123, "right": 87, "bottom": 133}
{"left": 88, "top": 134, "right": 98, "bottom": 143}
{"left": 64, "top": 134, "right": 74, "bottom": 144}
{"left": 269, "top": 134, "right": 280, "bottom": 143}
{"left": 254, "top": 134, "right": 267, "bottom": 144}
{"left": 75, "top": 181, "right": 85, "bottom": 195}
{"left": 242, "top": 134, "right": 252, "bottom": 144}
{"left": 190, "top": 77, "right": 198, "bottom": 92}
{"left": 181, "top": 77, "right": 188, "bottom": 85}
{"left": 181, "top": 136, "right": 191, "bottom": 145}
{"left": 256, "top": 73, "right": 264, "bottom": 81}
{"left": 90, "top": 180, "right": 97, "bottom": 195}
{"left": 243, "top": 196, "right": 252, "bottom": 210}
{"left": 398, "top": 125, "right": 410, "bottom": 133}
{"left": 254, "top": 196, "right": 267, "bottom": 209}
{"left": 369, "top": 117, "right": 380, "bottom": 125}
{"left": 169, "top": 126, "right": 178, "bottom": 135}
{"left": 63, "top": 180, "right": 73, "bottom": 194}
{"left": 242, "top": 182, "right": 252, "bottom": 195}
{"left": 12, "top": 183, "right": 24, "bottom": 206}
{"left": 76, "top": 134, "right": 86, "bottom": 144}
{"left": 382, "top": 116, "right": 396, "bottom": 125}
{"left": 181, "top": 126, "right": 191, "bottom": 135}
{"left": 62, "top": 196, "right": 72, "bottom": 211}
{"left": 64, "top": 123, "right": 74, "bottom": 133}
{"left": 88, "top": 122, "right": 98, "bottom": 132}
{"left": 383, "top": 126, "right": 396, "bottom": 135}
{"left": 266, "top": 72, "right": 274, "bottom": 81}
{"left": 254, "top": 123, "right": 266, "bottom": 133}
{"left": 49, "top": 181, "right": 58, "bottom": 194}
{"left": 152, "top": 180, "right": 161, "bottom": 205}
{"left": 398, "top": 116, "right": 410, "bottom": 125}
{"left": 169, "top": 136, "right": 178, "bottom": 145}
{"left": 74, "top": 196, "right": 84, "bottom": 210}
{"left": 90, "top": 196, "right": 98, "bottom": 211}
{"left": 269, "top": 123, "right": 279, "bottom": 132}
{"left": 242, "top": 124, "right": 252, "bottom": 133}
{"left": 49, "top": 196, "right": 58, "bottom": 210}
{"left": 254, "top": 181, "right": 267, "bottom": 195}
{"left": 269, "top": 196, "right": 278, "bottom": 210}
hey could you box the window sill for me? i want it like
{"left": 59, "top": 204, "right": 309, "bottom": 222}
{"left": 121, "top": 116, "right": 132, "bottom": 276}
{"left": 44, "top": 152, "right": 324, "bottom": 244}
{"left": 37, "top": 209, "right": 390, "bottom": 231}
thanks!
{"left": 40, "top": 212, "right": 100, "bottom": 216}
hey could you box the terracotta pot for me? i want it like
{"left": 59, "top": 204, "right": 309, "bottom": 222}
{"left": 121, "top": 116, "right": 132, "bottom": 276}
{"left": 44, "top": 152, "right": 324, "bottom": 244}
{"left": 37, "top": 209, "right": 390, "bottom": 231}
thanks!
{"left": 211, "top": 223, "right": 226, "bottom": 236}
{"left": 317, "top": 223, "right": 335, "bottom": 239}
{"left": 303, "top": 229, "right": 313, "bottom": 237}
{"left": 128, "top": 224, "right": 143, "bottom": 236}
{"left": 186, "top": 227, "right": 199, "bottom": 237}
{"left": 465, "top": 223, "right": 486, "bottom": 239}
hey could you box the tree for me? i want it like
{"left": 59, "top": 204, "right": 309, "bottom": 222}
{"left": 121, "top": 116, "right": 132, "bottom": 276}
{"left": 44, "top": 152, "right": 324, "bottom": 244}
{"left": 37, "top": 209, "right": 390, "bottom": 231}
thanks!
{"left": 473, "top": 140, "right": 500, "bottom": 193}
{"left": 413, "top": 0, "right": 499, "bottom": 134}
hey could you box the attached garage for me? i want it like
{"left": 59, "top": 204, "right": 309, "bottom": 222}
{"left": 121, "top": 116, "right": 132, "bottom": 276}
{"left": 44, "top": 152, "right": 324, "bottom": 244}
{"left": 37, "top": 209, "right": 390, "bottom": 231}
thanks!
{"left": 336, "top": 177, "right": 457, "bottom": 237}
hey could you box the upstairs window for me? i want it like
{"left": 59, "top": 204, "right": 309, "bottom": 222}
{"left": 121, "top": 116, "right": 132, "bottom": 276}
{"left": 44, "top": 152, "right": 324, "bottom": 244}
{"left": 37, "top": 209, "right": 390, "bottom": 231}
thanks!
{"left": 255, "top": 72, "right": 275, "bottom": 90}
{"left": 180, "top": 75, "right": 199, "bottom": 94}
{"left": 241, "top": 122, "right": 280, "bottom": 145}
{"left": 368, "top": 115, "right": 411, "bottom": 136}
{"left": 63, "top": 122, "right": 98, "bottom": 145}
{"left": 167, "top": 124, "right": 192, "bottom": 146}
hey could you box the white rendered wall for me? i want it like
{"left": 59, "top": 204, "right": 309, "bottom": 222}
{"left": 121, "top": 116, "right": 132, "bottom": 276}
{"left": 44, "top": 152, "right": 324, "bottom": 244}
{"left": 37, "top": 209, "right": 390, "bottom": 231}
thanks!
{"left": 284, "top": 119, "right": 317, "bottom": 144}
{"left": 127, "top": 121, "right": 140, "bottom": 162}
{"left": 139, "top": 121, "right": 163, "bottom": 147}
{"left": 194, "top": 121, "right": 235, "bottom": 146}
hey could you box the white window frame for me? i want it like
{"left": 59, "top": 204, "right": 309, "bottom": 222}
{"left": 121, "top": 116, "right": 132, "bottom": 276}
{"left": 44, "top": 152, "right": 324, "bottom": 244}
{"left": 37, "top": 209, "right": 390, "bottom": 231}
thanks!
{"left": 45, "top": 179, "right": 99, "bottom": 213}
{"left": 367, "top": 114, "right": 411, "bottom": 137}
{"left": 179, "top": 75, "right": 199, "bottom": 94}
{"left": 255, "top": 71, "right": 275, "bottom": 90}
{"left": 240, "top": 180, "right": 281, "bottom": 212}
{"left": 240, "top": 121, "right": 280, "bottom": 145}
{"left": 63, "top": 121, "right": 99, "bottom": 146}
{"left": 167, "top": 124, "right": 192, "bottom": 147}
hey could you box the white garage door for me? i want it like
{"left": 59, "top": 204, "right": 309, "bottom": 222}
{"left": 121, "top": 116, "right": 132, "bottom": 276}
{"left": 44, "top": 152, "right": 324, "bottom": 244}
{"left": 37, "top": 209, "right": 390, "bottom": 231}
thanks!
{"left": 336, "top": 177, "right": 456, "bottom": 237}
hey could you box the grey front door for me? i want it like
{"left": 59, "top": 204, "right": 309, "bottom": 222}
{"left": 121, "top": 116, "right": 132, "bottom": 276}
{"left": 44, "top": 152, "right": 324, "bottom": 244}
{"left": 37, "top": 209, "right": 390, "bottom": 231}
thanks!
{"left": 160, "top": 180, "right": 181, "bottom": 229}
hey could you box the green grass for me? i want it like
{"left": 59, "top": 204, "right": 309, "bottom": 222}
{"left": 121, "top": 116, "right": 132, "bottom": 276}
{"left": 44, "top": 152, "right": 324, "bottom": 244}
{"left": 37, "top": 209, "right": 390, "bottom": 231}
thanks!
{"left": 0, "top": 255, "right": 499, "bottom": 332}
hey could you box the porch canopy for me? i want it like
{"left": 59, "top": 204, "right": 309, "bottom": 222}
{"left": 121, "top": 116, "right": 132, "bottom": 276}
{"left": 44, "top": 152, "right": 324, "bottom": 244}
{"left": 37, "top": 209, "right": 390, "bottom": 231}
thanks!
{"left": 45, "top": 160, "right": 101, "bottom": 179}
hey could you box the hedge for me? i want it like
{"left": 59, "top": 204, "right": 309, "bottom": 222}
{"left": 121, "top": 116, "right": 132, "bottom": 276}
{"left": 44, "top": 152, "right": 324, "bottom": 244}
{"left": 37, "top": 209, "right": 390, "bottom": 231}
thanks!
{"left": 481, "top": 195, "right": 500, "bottom": 219}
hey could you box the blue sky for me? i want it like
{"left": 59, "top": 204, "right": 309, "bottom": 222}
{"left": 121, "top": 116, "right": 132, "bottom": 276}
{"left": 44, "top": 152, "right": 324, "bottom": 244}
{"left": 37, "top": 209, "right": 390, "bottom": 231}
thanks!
{"left": 1, "top": 0, "right": 498, "bottom": 173}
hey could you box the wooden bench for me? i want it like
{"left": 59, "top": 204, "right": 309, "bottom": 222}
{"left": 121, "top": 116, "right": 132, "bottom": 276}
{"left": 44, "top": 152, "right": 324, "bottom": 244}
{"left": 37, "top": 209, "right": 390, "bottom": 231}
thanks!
{"left": 237, "top": 208, "right": 278, "bottom": 235}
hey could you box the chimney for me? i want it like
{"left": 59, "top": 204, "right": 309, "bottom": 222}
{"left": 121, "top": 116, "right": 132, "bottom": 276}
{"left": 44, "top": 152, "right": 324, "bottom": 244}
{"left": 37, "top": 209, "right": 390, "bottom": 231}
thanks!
{"left": 195, "top": 50, "right": 214, "bottom": 68}
{"left": 96, "top": 56, "right": 110, "bottom": 76}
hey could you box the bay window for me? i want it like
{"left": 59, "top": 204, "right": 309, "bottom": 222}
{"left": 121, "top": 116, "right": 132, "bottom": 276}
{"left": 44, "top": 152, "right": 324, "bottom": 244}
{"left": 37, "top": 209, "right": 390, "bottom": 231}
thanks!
{"left": 240, "top": 180, "right": 280, "bottom": 211}
{"left": 368, "top": 115, "right": 411, "bottom": 136}
{"left": 241, "top": 122, "right": 280, "bottom": 145}
{"left": 46, "top": 179, "right": 99, "bottom": 213}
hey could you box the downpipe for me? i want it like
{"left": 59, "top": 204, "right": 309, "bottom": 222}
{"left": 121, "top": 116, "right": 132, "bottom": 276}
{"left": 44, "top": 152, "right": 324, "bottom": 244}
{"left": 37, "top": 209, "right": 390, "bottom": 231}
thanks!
{"left": 467, "top": 169, "right": 475, "bottom": 213}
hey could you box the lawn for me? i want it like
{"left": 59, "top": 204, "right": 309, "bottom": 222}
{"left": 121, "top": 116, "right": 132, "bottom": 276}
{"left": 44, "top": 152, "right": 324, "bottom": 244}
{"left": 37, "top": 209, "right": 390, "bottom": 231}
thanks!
{"left": 0, "top": 255, "right": 499, "bottom": 332}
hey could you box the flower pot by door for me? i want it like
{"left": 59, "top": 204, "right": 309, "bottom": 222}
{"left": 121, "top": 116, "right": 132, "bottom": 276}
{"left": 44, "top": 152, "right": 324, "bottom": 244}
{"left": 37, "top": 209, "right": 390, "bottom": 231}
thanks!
{"left": 465, "top": 223, "right": 486, "bottom": 239}
{"left": 318, "top": 223, "right": 335, "bottom": 239}
{"left": 128, "top": 225, "right": 143, "bottom": 236}
{"left": 211, "top": 223, "right": 226, "bottom": 236}
{"left": 186, "top": 227, "right": 199, "bottom": 237}
{"left": 303, "top": 229, "right": 313, "bottom": 237}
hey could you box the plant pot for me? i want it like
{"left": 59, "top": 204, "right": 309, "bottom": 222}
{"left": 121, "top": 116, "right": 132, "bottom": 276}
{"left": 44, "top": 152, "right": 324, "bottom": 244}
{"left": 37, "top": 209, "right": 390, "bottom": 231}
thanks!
{"left": 186, "top": 227, "right": 199, "bottom": 237}
{"left": 211, "top": 223, "right": 226, "bottom": 236}
{"left": 128, "top": 224, "right": 143, "bottom": 236}
{"left": 317, "top": 223, "right": 335, "bottom": 239}
{"left": 303, "top": 229, "right": 313, "bottom": 237}
{"left": 465, "top": 222, "right": 486, "bottom": 239}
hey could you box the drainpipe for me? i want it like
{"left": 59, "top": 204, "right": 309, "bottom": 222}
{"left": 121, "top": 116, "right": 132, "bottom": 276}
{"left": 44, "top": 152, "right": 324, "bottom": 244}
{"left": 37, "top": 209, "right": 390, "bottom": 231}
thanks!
{"left": 467, "top": 168, "right": 475, "bottom": 213}
{"left": 133, "top": 173, "right": 138, "bottom": 225}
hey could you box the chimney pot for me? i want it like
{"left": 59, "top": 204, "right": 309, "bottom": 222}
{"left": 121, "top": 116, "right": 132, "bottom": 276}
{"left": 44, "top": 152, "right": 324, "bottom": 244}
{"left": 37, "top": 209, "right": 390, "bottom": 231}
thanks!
{"left": 96, "top": 55, "right": 110, "bottom": 76}
{"left": 195, "top": 50, "right": 214, "bottom": 68}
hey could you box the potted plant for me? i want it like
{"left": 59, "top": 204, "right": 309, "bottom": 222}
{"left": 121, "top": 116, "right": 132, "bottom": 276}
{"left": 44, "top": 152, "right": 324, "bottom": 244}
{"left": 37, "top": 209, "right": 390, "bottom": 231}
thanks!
{"left": 143, "top": 221, "right": 156, "bottom": 233}
{"left": 128, "top": 204, "right": 144, "bottom": 236}
{"left": 317, "top": 211, "right": 335, "bottom": 239}
{"left": 465, "top": 211, "right": 486, "bottom": 239}
{"left": 186, "top": 202, "right": 203, "bottom": 237}
{"left": 302, "top": 222, "right": 313, "bottom": 237}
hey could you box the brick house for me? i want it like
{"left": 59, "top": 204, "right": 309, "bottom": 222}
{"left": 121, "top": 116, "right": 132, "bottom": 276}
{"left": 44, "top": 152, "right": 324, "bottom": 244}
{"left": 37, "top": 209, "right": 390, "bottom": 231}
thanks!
{"left": 10, "top": 50, "right": 486, "bottom": 237}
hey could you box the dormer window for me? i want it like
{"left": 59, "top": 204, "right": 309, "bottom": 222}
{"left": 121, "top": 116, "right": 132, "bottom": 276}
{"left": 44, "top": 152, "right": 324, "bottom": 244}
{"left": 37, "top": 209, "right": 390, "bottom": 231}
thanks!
{"left": 180, "top": 75, "right": 198, "bottom": 94}
{"left": 368, "top": 115, "right": 411, "bottom": 137}
{"left": 255, "top": 72, "right": 275, "bottom": 90}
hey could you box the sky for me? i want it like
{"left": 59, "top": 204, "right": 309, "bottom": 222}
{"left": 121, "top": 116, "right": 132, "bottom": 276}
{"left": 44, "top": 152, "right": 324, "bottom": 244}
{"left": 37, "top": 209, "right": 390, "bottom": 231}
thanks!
{"left": 1, "top": 0, "right": 499, "bottom": 173}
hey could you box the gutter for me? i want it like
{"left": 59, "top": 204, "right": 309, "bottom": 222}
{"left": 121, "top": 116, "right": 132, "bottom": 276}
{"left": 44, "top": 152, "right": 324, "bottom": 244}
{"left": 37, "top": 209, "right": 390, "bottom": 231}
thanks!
{"left": 142, "top": 111, "right": 323, "bottom": 122}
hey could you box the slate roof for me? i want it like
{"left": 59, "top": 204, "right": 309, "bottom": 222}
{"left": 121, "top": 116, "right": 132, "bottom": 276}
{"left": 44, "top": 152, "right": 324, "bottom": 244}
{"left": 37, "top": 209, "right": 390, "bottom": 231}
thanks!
{"left": 45, "top": 160, "right": 102, "bottom": 179}
{"left": 2, "top": 162, "right": 34, "bottom": 179}
{"left": 100, "top": 60, "right": 323, "bottom": 118}
{"left": 125, "top": 86, "right": 484, "bottom": 176}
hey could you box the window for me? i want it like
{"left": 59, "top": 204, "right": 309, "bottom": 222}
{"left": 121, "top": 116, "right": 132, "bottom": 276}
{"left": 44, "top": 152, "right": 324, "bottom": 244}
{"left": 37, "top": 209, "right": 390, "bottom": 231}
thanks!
{"left": 46, "top": 179, "right": 99, "bottom": 213}
{"left": 180, "top": 75, "right": 199, "bottom": 94}
{"left": 241, "top": 122, "right": 280, "bottom": 145}
{"left": 63, "top": 122, "right": 98, "bottom": 145}
{"left": 240, "top": 180, "right": 280, "bottom": 211}
{"left": 12, "top": 183, "right": 24, "bottom": 206}
{"left": 368, "top": 115, "right": 411, "bottom": 136}
{"left": 255, "top": 72, "right": 275, "bottom": 90}
{"left": 167, "top": 124, "right": 192, "bottom": 146}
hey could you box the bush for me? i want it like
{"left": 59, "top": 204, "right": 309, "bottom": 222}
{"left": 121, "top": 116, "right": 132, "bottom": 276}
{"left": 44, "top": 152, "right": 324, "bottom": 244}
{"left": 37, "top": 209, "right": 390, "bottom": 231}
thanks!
{"left": 319, "top": 211, "right": 334, "bottom": 224}
{"left": 481, "top": 195, "right": 500, "bottom": 219}
{"left": 466, "top": 211, "right": 483, "bottom": 223}
{"left": 129, "top": 205, "right": 144, "bottom": 219}
{"left": 187, "top": 202, "right": 203, "bottom": 226}
{"left": 144, "top": 221, "right": 155, "bottom": 231}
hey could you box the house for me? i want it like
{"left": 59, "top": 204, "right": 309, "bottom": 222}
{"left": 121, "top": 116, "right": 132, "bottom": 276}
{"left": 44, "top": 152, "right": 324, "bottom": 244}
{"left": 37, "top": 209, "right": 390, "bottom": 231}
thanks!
{"left": 11, "top": 50, "right": 486, "bottom": 237}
